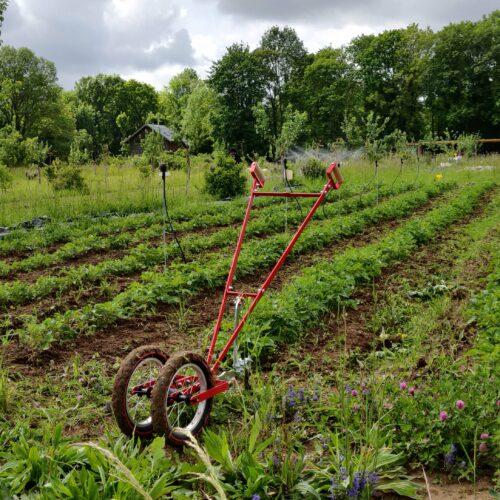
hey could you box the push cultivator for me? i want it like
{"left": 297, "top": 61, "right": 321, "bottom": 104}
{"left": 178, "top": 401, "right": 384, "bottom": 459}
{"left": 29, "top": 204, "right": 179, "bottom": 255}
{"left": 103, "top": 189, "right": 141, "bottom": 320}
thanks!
{"left": 112, "top": 161, "right": 343, "bottom": 445}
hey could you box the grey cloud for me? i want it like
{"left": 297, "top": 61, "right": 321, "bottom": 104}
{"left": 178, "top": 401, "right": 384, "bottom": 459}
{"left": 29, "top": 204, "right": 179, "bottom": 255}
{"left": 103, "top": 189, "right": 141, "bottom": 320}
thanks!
{"left": 2, "top": 0, "right": 196, "bottom": 88}
{"left": 208, "top": 0, "right": 497, "bottom": 28}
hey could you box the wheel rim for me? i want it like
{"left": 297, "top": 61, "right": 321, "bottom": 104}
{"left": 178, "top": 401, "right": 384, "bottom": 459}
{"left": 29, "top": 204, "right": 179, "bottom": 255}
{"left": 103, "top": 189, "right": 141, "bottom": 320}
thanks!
{"left": 125, "top": 357, "right": 163, "bottom": 429}
{"left": 166, "top": 363, "right": 208, "bottom": 434}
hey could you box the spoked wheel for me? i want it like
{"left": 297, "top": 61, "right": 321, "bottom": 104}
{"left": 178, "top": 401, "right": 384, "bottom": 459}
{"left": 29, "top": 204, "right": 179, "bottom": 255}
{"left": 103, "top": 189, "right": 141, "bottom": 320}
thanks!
{"left": 151, "top": 351, "right": 214, "bottom": 446}
{"left": 112, "top": 345, "right": 169, "bottom": 438}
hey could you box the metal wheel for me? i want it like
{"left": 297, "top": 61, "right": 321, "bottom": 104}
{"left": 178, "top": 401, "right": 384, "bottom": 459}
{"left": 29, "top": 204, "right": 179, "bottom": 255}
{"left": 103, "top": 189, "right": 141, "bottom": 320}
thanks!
{"left": 112, "top": 345, "right": 168, "bottom": 438}
{"left": 151, "top": 351, "right": 213, "bottom": 446}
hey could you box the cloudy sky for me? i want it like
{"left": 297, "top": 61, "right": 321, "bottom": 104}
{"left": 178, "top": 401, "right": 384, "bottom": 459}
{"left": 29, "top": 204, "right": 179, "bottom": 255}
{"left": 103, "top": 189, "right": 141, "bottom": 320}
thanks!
{"left": 3, "top": 0, "right": 497, "bottom": 90}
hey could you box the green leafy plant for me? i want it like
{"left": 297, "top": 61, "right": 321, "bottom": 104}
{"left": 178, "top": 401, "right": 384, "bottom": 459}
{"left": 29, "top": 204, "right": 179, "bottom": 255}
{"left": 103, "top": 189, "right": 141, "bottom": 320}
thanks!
{"left": 205, "top": 151, "right": 246, "bottom": 199}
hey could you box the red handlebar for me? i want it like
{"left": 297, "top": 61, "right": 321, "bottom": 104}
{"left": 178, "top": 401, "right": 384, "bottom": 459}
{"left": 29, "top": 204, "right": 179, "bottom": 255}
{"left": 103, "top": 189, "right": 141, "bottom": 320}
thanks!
{"left": 327, "top": 162, "right": 343, "bottom": 190}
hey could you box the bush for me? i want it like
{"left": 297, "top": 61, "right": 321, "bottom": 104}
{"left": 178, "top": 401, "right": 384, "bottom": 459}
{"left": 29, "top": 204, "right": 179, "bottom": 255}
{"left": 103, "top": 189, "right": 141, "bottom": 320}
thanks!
{"left": 0, "top": 164, "right": 13, "bottom": 192}
{"left": 301, "top": 157, "right": 326, "bottom": 179}
{"left": 45, "top": 161, "right": 89, "bottom": 193}
{"left": 0, "top": 126, "right": 25, "bottom": 166}
{"left": 205, "top": 152, "right": 246, "bottom": 199}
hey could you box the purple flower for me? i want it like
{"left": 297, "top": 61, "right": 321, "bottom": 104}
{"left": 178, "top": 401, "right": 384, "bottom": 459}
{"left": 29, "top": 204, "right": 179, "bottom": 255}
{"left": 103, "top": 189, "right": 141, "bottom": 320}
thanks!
{"left": 399, "top": 382, "right": 407, "bottom": 390}
{"left": 455, "top": 400, "right": 465, "bottom": 411}
{"left": 312, "top": 388, "right": 320, "bottom": 402}
{"left": 408, "top": 387, "right": 416, "bottom": 396}
{"left": 320, "top": 436, "right": 328, "bottom": 450}
{"left": 339, "top": 467, "right": 348, "bottom": 480}
{"left": 329, "top": 477, "right": 337, "bottom": 500}
{"left": 252, "top": 495, "right": 261, "bottom": 500}
{"left": 444, "top": 444, "right": 457, "bottom": 467}
{"left": 368, "top": 471, "right": 380, "bottom": 487}
{"left": 497, "top": 400, "right": 500, "bottom": 407}
{"left": 347, "top": 472, "right": 366, "bottom": 498}
{"left": 272, "top": 455, "right": 279, "bottom": 469}
{"left": 345, "top": 384, "right": 352, "bottom": 394}
{"left": 480, "top": 433, "right": 489, "bottom": 440}
{"left": 298, "top": 388, "right": 305, "bottom": 402}
{"left": 479, "top": 442, "right": 488, "bottom": 453}
{"left": 439, "top": 411, "right": 449, "bottom": 422}
{"left": 286, "top": 386, "right": 296, "bottom": 407}
{"left": 351, "top": 389, "right": 358, "bottom": 397}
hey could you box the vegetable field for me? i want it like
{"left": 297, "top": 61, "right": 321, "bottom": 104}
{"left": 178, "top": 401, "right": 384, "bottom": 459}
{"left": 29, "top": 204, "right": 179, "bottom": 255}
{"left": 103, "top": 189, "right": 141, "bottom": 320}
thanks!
{"left": 0, "top": 157, "right": 498, "bottom": 499}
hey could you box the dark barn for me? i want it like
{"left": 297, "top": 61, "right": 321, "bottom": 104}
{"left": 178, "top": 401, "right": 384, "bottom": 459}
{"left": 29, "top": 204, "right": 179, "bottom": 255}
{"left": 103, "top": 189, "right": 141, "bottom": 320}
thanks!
{"left": 124, "top": 124, "right": 185, "bottom": 155}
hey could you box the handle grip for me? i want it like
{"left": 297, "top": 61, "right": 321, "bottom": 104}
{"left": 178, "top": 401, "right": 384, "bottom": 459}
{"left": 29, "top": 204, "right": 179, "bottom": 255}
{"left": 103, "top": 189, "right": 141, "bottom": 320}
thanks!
{"left": 327, "top": 162, "right": 343, "bottom": 190}
{"left": 249, "top": 161, "right": 265, "bottom": 188}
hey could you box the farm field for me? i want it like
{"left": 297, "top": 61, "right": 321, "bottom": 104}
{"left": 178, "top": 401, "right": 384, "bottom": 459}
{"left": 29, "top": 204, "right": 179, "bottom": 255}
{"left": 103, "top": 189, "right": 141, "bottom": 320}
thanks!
{"left": 0, "top": 156, "right": 498, "bottom": 498}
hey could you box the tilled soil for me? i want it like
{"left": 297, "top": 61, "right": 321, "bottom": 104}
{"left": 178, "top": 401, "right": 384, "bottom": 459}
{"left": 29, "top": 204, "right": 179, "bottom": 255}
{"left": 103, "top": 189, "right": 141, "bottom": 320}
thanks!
{"left": 2, "top": 190, "right": 454, "bottom": 377}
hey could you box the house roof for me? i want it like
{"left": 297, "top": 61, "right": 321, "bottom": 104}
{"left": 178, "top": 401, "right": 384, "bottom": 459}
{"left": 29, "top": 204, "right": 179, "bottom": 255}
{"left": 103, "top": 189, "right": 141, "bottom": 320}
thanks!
{"left": 124, "top": 123, "right": 183, "bottom": 144}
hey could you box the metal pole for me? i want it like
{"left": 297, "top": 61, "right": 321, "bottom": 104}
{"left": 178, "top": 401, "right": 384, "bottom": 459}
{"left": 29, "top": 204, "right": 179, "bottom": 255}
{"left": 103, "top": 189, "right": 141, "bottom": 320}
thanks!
{"left": 232, "top": 296, "right": 243, "bottom": 368}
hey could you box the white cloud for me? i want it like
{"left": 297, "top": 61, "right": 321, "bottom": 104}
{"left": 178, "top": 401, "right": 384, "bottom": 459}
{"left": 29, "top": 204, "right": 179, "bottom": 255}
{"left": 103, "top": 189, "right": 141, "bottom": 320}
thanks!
{"left": 2, "top": 0, "right": 497, "bottom": 89}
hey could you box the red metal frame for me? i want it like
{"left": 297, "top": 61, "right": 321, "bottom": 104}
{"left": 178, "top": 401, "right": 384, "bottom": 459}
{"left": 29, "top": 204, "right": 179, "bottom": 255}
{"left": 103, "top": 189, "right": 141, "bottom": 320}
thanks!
{"left": 135, "top": 162, "right": 343, "bottom": 405}
{"left": 207, "top": 161, "right": 343, "bottom": 374}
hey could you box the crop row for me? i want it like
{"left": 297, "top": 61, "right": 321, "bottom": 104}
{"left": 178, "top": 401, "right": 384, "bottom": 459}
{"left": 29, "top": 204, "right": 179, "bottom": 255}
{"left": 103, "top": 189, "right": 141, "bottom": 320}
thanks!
{"left": 14, "top": 181, "right": 455, "bottom": 350}
{"left": 239, "top": 182, "right": 495, "bottom": 358}
{"left": 0, "top": 184, "right": 297, "bottom": 256}
{"left": 0, "top": 181, "right": 362, "bottom": 256}
{"left": 0, "top": 183, "right": 372, "bottom": 274}
{"left": 0, "top": 184, "right": 420, "bottom": 306}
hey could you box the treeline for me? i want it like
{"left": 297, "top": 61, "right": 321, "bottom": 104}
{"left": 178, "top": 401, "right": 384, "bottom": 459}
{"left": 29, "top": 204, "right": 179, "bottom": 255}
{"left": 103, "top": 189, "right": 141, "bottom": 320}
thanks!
{"left": 0, "top": 5, "right": 498, "bottom": 165}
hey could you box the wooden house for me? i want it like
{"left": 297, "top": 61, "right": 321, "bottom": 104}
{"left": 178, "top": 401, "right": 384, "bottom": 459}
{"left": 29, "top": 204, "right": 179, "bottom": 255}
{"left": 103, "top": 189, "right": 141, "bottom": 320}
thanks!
{"left": 124, "top": 124, "right": 185, "bottom": 155}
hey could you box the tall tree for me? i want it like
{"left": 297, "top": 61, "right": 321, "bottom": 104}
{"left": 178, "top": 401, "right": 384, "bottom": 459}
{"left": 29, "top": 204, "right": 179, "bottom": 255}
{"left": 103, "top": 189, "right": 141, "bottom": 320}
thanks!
{"left": 300, "top": 47, "right": 359, "bottom": 145}
{"left": 255, "top": 26, "right": 309, "bottom": 151}
{"left": 208, "top": 43, "right": 266, "bottom": 156}
{"left": 348, "top": 25, "right": 431, "bottom": 140}
{"left": 425, "top": 11, "right": 499, "bottom": 137}
{"left": 74, "top": 74, "right": 157, "bottom": 155}
{"left": 0, "top": 46, "right": 61, "bottom": 137}
{"left": 181, "top": 83, "right": 216, "bottom": 154}
{"left": 159, "top": 68, "right": 200, "bottom": 135}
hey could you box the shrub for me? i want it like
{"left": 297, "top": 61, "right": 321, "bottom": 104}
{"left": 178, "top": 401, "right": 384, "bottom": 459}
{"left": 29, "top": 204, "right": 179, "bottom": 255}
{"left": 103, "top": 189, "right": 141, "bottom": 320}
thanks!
{"left": 205, "top": 152, "right": 246, "bottom": 199}
{"left": 45, "top": 161, "right": 89, "bottom": 193}
{"left": 301, "top": 157, "right": 326, "bottom": 179}
{"left": 0, "top": 126, "right": 25, "bottom": 166}
{"left": 0, "top": 163, "right": 13, "bottom": 192}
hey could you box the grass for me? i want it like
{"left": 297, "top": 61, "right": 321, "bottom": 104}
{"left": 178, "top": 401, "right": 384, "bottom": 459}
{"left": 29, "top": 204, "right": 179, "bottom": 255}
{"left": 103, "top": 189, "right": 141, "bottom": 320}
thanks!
{"left": 0, "top": 152, "right": 498, "bottom": 498}
{"left": 2, "top": 153, "right": 498, "bottom": 227}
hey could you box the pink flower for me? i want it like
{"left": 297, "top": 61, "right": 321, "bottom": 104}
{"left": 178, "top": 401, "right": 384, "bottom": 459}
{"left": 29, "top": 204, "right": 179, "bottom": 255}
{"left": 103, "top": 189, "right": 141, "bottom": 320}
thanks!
{"left": 497, "top": 400, "right": 500, "bottom": 407}
{"left": 455, "top": 400, "right": 465, "bottom": 411}
{"left": 399, "top": 382, "right": 407, "bottom": 390}
{"left": 408, "top": 387, "right": 416, "bottom": 396}
{"left": 351, "top": 389, "right": 358, "bottom": 397}
{"left": 480, "top": 433, "right": 489, "bottom": 440}
{"left": 479, "top": 442, "right": 488, "bottom": 453}
{"left": 439, "top": 411, "right": 449, "bottom": 422}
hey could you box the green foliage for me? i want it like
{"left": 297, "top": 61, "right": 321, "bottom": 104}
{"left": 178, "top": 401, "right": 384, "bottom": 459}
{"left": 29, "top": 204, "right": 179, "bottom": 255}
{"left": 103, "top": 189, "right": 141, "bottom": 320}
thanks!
{"left": 0, "top": 125, "right": 25, "bottom": 166}
{"left": 0, "top": 46, "right": 61, "bottom": 138}
{"left": 208, "top": 43, "right": 266, "bottom": 156}
{"left": 45, "top": 162, "right": 89, "bottom": 193}
{"left": 456, "top": 133, "right": 480, "bottom": 158}
{"left": 364, "top": 112, "right": 389, "bottom": 162}
{"left": 24, "top": 136, "right": 49, "bottom": 166}
{"left": 301, "top": 157, "right": 326, "bottom": 179}
{"left": 205, "top": 152, "right": 246, "bottom": 199}
{"left": 140, "top": 130, "right": 163, "bottom": 174}
{"left": 0, "top": 162, "right": 12, "bottom": 191}
{"left": 181, "top": 83, "right": 216, "bottom": 153}
{"left": 68, "top": 129, "right": 92, "bottom": 165}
